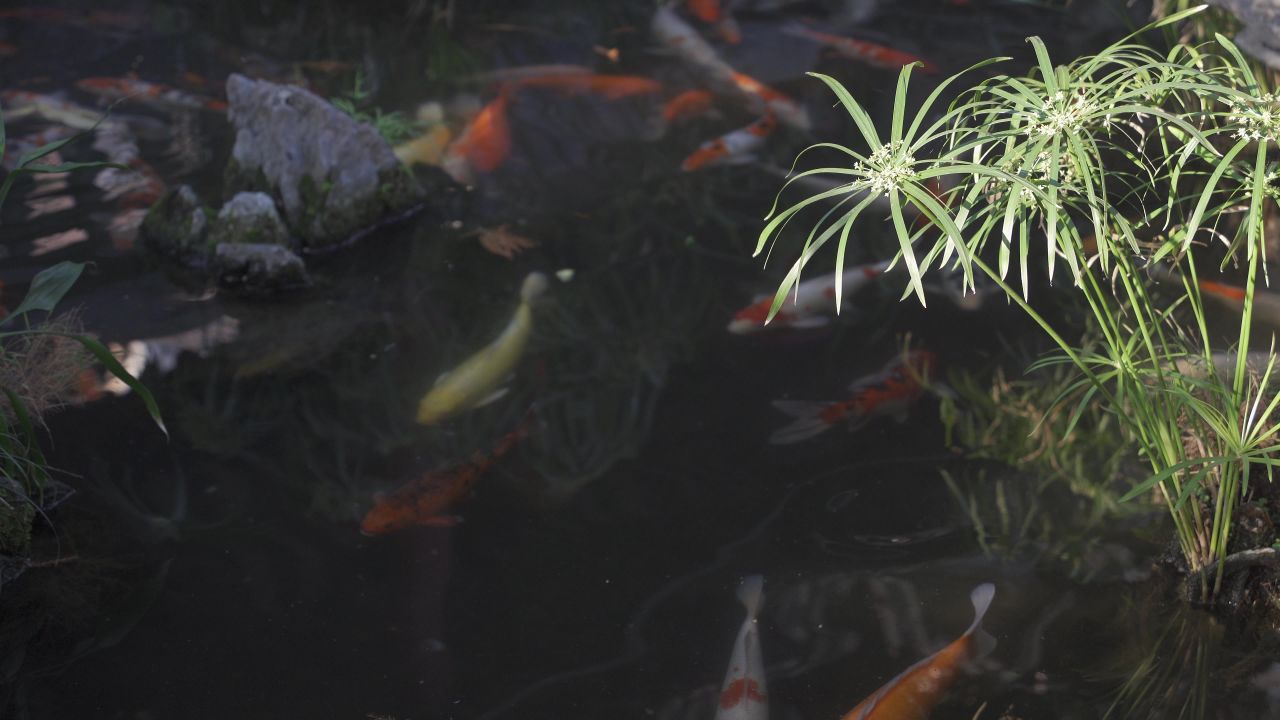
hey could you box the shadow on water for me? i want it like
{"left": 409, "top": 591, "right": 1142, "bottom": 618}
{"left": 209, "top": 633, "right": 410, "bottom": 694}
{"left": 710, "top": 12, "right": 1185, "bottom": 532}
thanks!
{"left": 3, "top": 0, "right": 1280, "bottom": 719}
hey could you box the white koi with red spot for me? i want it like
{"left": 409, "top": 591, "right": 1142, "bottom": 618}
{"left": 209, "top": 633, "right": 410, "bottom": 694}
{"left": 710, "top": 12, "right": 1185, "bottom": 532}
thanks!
{"left": 728, "top": 259, "right": 892, "bottom": 334}
{"left": 682, "top": 113, "right": 777, "bottom": 172}
{"left": 716, "top": 575, "right": 768, "bottom": 720}
{"left": 770, "top": 350, "right": 937, "bottom": 444}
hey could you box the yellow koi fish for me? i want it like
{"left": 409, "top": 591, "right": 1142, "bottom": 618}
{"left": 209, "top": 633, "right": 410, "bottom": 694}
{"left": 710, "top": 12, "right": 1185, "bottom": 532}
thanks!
{"left": 416, "top": 272, "right": 548, "bottom": 424}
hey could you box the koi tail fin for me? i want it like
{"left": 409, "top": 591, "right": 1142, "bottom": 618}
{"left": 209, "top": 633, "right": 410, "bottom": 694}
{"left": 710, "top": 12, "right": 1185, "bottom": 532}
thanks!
{"left": 966, "top": 582, "right": 997, "bottom": 659}
{"left": 769, "top": 401, "right": 832, "bottom": 444}
{"left": 737, "top": 575, "right": 764, "bottom": 619}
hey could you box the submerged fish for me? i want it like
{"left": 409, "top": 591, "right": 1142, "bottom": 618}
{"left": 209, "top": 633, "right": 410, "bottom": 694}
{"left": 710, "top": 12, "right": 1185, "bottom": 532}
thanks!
{"left": 770, "top": 350, "right": 936, "bottom": 444}
{"left": 729, "top": 72, "right": 808, "bottom": 130}
{"left": 360, "top": 424, "right": 526, "bottom": 535}
{"left": 843, "top": 583, "right": 996, "bottom": 720}
{"left": 652, "top": 7, "right": 776, "bottom": 120}
{"left": 652, "top": 4, "right": 738, "bottom": 91}
{"left": 1157, "top": 271, "right": 1280, "bottom": 330}
{"left": 442, "top": 88, "right": 513, "bottom": 184}
{"left": 75, "top": 77, "right": 228, "bottom": 112}
{"left": 441, "top": 73, "right": 663, "bottom": 184}
{"left": 784, "top": 25, "right": 937, "bottom": 73}
{"left": 662, "top": 88, "right": 716, "bottom": 123}
{"left": 682, "top": 113, "right": 777, "bottom": 171}
{"left": 394, "top": 124, "right": 453, "bottom": 168}
{"left": 716, "top": 576, "right": 769, "bottom": 720}
{"left": 417, "top": 272, "right": 549, "bottom": 424}
{"left": 686, "top": 0, "right": 742, "bottom": 44}
{"left": 512, "top": 73, "right": 663, "bottom": 100}
{"left": 728, "top": 259, "right": 893, "bottom": 334}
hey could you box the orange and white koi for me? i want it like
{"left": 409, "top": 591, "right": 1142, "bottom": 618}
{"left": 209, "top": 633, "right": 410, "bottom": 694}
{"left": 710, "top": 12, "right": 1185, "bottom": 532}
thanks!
{"left": 769, "top": 349, "right": 936, "bottom": 444}
{"left": 1197, "top": 277, "right": 1280, "bottom": 329}
{"left": 843, "top": 583, "right": 996, "bottom": 720}
{"left": 729, "top": 72, "right": 809, "bottom": 130}
{"left": 686, "top": 0, "right": 742, "bottom": 44}
{"left": 75, "top": 77, "right": 228, "bottom": 113}
{"left": 513, "top": 72, "right": 664, "bottom": 100}
{"left": 716, "top": 575, "right": 768, "bottom": 720}
{"left": 360, "top": 425, "right": 526, "bottom": 535}
{"left": 729, "top": 259, "right": 893, "bottom": 334}
{"left": 652, "top": 7, "right": 750, "bottom": 106}
{"left": 682, "top": 112, "right": 777, "bottom": 171}
{"left": 784, "top": 25, "right": 938, "bottom": 74}
{"left": 654, "top": 9, "right": 804, "bottom": 126}
{"left": 442, "top": 87, "right": 514, "bottom": 184}
{"left": 662, "top": 88, "right": 715, "bottom": 123}
{"left": 442, "top": 73, "right": 662, "bottom": 184}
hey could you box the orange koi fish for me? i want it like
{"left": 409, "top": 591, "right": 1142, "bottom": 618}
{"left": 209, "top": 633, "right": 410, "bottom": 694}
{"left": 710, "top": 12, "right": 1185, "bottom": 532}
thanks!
{"left": 784, "top": 26, "right": 937, "bottom": 74}
{"left": 1197, "top": 277, "right": 1280, "bottom": 329}
{"left": 653, "top": 8, "right": 780, "bottom": 118}
{"left": 75, "top": 77, "right": 229, "bottom": 112}
{"left": 687, "top": 0, "right": 724, "bottom": 22}
{"left": 686, "top": 0, "right": 742, "bottom": 44}
{"left": 442, "top": 88, "right": 514, "bottom": 184}
{"left": 730, "top": 71, "right": 809, "bottom": 131}
{"left": 682, "top": 113, "right": 777, "bottom": 171}
{"left": 729, "top": 259, "right": 893, "bottom": 334}
{"left": 512, "top": 73, "right": 662, "bottom": 100}
{"left": 360, "top": 425, "right": 527, "bottom": 535}
{"left": 716, "top": 575, "right": 768, "bottom": 720}
{"left": 441, "top": 74, "right": 661, "bottom": 184}
{"left": 662, "top": 88, "right": 715, "bottom": 123}
{"left": 843, "top": 583, "right": 996, "bottom": 720}
{"left": 770, "top": 350, "right": 936, "bottom": 444}
{"left": 1200, "top": 278, "right": 1246, "bottom": 303}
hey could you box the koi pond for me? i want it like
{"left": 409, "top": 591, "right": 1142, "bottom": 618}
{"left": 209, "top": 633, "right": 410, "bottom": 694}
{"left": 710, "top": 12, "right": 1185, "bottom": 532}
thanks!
{"left": 4, "top": 1, "right": 1280, "bottom": 718}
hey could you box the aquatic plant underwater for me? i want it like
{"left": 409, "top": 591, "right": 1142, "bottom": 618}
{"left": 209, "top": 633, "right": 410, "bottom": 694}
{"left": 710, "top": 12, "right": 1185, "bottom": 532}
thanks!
{"left": 759, "top": 4, "right": 1280, "bottom": 603}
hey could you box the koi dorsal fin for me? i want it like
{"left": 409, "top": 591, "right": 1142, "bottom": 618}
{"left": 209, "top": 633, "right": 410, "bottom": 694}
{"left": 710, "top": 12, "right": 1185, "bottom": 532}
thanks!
{"left": 967, "top": 583, "right": 995, "bottom": 633}
{"left": 966, "top": 583, "right": 997, "bottom": 658}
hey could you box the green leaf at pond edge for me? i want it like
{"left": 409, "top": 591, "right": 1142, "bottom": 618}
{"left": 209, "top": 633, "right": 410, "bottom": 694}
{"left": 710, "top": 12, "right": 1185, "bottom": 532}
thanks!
{"left": 4, "top": 261, "right": 85, "bottom": 323}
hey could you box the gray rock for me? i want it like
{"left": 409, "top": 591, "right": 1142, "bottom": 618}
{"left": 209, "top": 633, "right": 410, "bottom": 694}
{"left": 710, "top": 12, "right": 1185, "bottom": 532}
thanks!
{"left": 141, "top": 185, "right": 210, "bottom": 263}
{"left": 208, "top": 191, "right": 290, "bottom": 247}
{"left": 213, "top": 243, "right": 310, "bottom": 293}
{"left": 224, "top": 73, "right": 423, "bottom": 250}
{"left": 1211, "top": 0, "right": 1280, "bottom": 68}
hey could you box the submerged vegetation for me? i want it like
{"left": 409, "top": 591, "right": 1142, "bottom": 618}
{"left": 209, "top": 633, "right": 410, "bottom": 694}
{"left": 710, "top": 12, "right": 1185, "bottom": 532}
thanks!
{"left": 331, "top": 68, "right": 422, "bottom": 145}
{"left": 759, "top": 5, "right": 1280, "bottom": 601}
{"left": 940, "top": 349, "right": 1147, "bottom": 579}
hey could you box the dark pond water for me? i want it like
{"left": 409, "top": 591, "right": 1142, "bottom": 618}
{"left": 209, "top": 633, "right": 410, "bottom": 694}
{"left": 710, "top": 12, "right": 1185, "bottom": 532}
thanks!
{"left": 3, "top": 1, "right": 1280, "bottom": 719}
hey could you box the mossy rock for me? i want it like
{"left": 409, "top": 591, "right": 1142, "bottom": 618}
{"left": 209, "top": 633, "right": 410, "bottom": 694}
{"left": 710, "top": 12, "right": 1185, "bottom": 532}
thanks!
{"left": 225, "top": 74, "right": 425, "bottom": 252}
{"left": 141, "top": 185, "right": 211, "bottom": 265}
{"left": 208, "top": 192, "right": 290, "bottom": 247}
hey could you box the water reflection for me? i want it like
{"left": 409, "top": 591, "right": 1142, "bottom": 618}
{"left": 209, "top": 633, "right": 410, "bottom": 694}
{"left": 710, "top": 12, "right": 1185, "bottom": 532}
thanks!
{"left": 1105, "top": 590, "right": 1280, "bottom": 720}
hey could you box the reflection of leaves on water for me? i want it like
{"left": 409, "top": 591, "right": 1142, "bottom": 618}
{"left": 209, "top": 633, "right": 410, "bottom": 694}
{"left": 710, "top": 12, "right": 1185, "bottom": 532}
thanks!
{"left": 170, "top": 363, "right": 281, "bottom": 461}
{"left": 0, "top": 544, "right": 169, "bottom": 718}
{"left": 526, "top": 246, "right": 711, "bottom": 500}
{"left": 1103, "top": 590, "right": 1274, "bottom": 720}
